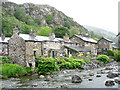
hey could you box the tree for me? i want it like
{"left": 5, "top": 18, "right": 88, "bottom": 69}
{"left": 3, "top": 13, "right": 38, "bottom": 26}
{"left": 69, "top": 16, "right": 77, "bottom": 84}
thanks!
{"left": 54, "top": 26, "right": 69, "bottom": 38}
{"left": 37, "top": 26, "right": 52, "bottom": 36}
{"left": 45, "top": 15, "right": 54, "bottom": 25}
{"left": 69, "top": 27, "right": 81, "bottom": 37}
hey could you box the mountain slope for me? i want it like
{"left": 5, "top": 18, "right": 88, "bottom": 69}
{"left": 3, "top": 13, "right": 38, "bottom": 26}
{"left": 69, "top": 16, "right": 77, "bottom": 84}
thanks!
{"left": 1, "top": 1, "right": 88, "bottom": 37}
{"left": 84, "top": 25, "right": 118, "bottom": 43}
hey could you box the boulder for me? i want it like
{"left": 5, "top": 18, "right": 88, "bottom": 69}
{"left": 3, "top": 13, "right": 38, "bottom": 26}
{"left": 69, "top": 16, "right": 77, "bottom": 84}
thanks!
{"left": 105, "top": 80, "right": 115, "bottom": 86}
{"left": 114, "top": 79, "right": 120, "bottom": 84}
{"left": 72, "top": 75, "right": 82, "bottom": 83}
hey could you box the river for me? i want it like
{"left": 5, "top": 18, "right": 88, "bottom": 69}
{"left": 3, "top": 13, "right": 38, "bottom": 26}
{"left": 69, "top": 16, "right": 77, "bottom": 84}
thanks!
{"left": 0, "top": 61, "right": 119, "bottom": 88}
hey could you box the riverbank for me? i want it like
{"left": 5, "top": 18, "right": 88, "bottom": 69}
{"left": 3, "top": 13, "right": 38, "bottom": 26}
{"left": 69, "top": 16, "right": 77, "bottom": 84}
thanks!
{"left": 1, "top": 60, "right": 119, "bottom": 88}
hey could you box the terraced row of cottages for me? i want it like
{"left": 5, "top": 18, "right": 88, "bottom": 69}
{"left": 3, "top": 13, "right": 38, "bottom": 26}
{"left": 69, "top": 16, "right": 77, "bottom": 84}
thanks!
{"left": 0, "top": 26, "right": 117, "bottom": 68}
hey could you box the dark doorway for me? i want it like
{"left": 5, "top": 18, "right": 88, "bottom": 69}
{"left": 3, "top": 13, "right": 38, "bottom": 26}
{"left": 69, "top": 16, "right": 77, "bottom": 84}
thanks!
{"left": 29, "top": 63, "right": 32, "bottom": 67}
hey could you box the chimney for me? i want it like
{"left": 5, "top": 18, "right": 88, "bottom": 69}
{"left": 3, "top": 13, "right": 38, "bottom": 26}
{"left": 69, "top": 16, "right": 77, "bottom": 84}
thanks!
{"left": 29, "top": 29, "right": 36, "bottom": 40}
{"left": 63, "top": 33, "right": 69, "bottom": 40}
{"left": 78, "top": 32, "right": 83, "bottom": 36}
{"left": 13, "top": 25, "right": 20, "bottom": 35}
{"left": 1, "top": 34, "right": 5, "bottom": 41}
{"left": 49, "top": 32, "right": 55, "bottom": 40}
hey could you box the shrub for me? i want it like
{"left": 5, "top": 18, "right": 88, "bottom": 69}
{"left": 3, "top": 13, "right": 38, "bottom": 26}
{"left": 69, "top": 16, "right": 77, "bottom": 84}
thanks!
{"left": 107, "top": 50, "right": 114, "bottom": 56}
{"left": 84, "top": 59, "right": 91, "bottom": 63}
{"left": 35, "top": 57, "right": 60, "bottom": 74}
{"left": 71, "top": 62, "right": 82, "bottom": 69}
{"left": 0, "top": 64, "right": 27, "bottom": 78}
{"left": 113, "top": 50, "right": 120, "bottom": 62}
{"left": 96, "top": 55, "right": 110, "bottom": 64}
{"left": 25, "top": 67, "right": 32, "bottom": 73}
{"left": 1, "top": 56, "right": 12, "bottom": 63}
{"left": 59, "top": 62, "right": 72, "bottom": 69}
{"left": 56, "top": 58, "right": 66, "bottom": 65}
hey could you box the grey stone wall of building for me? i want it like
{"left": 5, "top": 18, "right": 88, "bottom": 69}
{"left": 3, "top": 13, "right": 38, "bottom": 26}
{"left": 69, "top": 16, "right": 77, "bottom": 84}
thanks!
{"left": 8, "top": 34, "right": 27, "bottom": 66}
{"left": 25, "top": 41, "right": 41, "bottom": 68}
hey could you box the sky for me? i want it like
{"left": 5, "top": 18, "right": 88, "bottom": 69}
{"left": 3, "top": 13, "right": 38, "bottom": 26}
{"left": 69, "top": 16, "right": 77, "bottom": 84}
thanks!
{"left": 8, "top": 0, "right": 119, "bottom": 34}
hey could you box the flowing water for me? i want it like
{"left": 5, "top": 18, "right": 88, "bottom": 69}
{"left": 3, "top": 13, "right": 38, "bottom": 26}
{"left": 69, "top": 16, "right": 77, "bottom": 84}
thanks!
{"left": 0, "top": 62, "right": 119, "bottom": 88}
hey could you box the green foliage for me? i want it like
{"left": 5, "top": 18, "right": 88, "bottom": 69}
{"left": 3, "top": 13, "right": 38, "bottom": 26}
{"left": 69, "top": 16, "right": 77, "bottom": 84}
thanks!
{"left": 69, "top": 27, "right": 80, "bottom": 37}
{"left": 59, "top": 62, "right": 72, "bottom": 69}
{"left": 113, "top": 50, "right": 120, "bottom": 62}
{"left": 35, "top": 57, "right": 60, "bottom": 74}
{"left": 37, "top": 26, "right": 52, "bottom": 36}
{"left": 45, "top": 15, "right": 54, "bottom": 25}
{"left": 2, "top": 16, "right": 40, "bottom": 36}
{"left": 1, "top": 56, "right": 12, "bottom": 64}
{"left": 96, "top": 55, "right": 110, "bottom": 64}
{"left": 14, "top": 7, "right": 36, "bottom": 25}
{"left": 107, "top": 50, "right": 114, "bottom": 56}
{"left": 84, "top": 59, "right": 91, "bottom": 63}
{"left": 0, "top": 64, "right": 27, "bottom": 78}
{"left": 25, "top": 67, "right": 32, "bottom": 73}
{"left": 34, "top": 18, "right": 41, "bottom": 25}
{"left": 54, "top": 26, "right": 69, "bottom": 38}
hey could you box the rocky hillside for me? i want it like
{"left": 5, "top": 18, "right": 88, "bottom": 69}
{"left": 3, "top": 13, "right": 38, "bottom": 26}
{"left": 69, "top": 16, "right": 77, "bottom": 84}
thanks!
{"left": 1, "top": 1, "right": 88, "bottom": 37}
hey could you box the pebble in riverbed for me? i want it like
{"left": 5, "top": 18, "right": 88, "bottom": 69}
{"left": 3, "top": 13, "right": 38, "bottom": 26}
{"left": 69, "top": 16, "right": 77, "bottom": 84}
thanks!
{"left": 96, "top": 75, "right": 101, "bottom": 77}
{"left": 39, "top": 75, "right": 45, "bottom": 79}
{"left": 88, "top": 78, "right": 93, "bottom": 81}
{"left": 72, "top": 75, "right": 82, "bottom": 83}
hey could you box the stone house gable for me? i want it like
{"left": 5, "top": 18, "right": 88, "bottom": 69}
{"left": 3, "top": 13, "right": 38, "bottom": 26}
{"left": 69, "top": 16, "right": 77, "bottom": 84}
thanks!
{"left": 97, "top": 37, "right": 113, "bottom": 54}
{"left": 8, "top": 33, "right": 27, "bottom": 66}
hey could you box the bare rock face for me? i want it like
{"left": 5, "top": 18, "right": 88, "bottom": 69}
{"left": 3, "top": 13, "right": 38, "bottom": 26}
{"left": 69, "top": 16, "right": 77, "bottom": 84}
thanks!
{"left": 72, "top": 75, "right": 82, "bottom": 83}
{"left": 105, "top": 80, "right": 115, "bottom": 86}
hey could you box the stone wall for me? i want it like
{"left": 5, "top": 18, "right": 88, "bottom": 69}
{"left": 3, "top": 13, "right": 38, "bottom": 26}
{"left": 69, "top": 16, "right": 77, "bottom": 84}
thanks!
{"left": 0, "top": 42, "right": 9, "bottom": 55}
{"left": 8, "top": 34, "right": 27, "bottom": 66}
{"left": 25, "top": 41, "right": 41, "bottom": 68}
{"left": 98, "top": 39, "right": 112, "bottom": 50}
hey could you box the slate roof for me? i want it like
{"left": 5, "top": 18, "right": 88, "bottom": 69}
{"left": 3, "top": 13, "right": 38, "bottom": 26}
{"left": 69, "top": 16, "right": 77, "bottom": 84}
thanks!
{"left": 98, "top": 37, "right": 113, "bottom": 43}
{"left": 74, "top": 34, "right": 97, "bottom": 43}
{"left": 0, "top": 37, "right": 10, "bottom": 43}
{"left": 19, "top": 34, "right": 77, "bottom": 43}
{"left": 64, "top": 45, "right": 91, "bottom": 52}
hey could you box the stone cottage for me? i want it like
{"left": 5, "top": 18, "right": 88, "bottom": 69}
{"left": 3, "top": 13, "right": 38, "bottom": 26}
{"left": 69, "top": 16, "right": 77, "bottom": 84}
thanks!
{"left": 0, "top": 34, "right": 10, "bottom": 55}
{"left": 8, "top": 26, "right": 78, "bottom": 68}
{"left": 70, "top": 34, "right": 98, "bottom": 57}
{"left": 8, "top": 26, "right": 42, "bottom": 68}
{"left": 97, "top": 37, "right": 113, "bottom": 54}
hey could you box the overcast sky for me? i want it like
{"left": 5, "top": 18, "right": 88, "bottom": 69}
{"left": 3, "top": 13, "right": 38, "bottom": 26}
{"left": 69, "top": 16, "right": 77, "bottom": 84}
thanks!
{"left": 8, "top": 0, "right": 119, "bottom": 34}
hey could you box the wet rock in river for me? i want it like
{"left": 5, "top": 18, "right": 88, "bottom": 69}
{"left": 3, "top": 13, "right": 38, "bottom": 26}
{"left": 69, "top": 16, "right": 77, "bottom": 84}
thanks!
{"left": 96, "top": 75, "right": 101, "bottom": 77}
{"left": 114, "top": 79, "right": 120, "bottom": 84}
{"left": 105, "top": 80, "right": 115, "bottom": 86}
{"left": 105, "top": 67, "right": 114, "bottom": 70}
{"left": 72, "top": 75, "right": 82, "bottom": 83}
{"left": 89, "top": 73, "right": 94, "bottom": 76}
{"left": 88, "top": 78, "right": 93, "bottom": 81}
{"left": 44, "top": 75, "right": 52, "bottom": 81}
{"left": 60, "top": 84, "right": 68, "bottom": 88}
{"left": 39, "top": 75, "right": 45, "bottom": 79}
{"left": 31, "top": 83, "right": 38, "bottom": 87}
{"left": 107, "top": 73, "right": 119, "bottom": 78}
